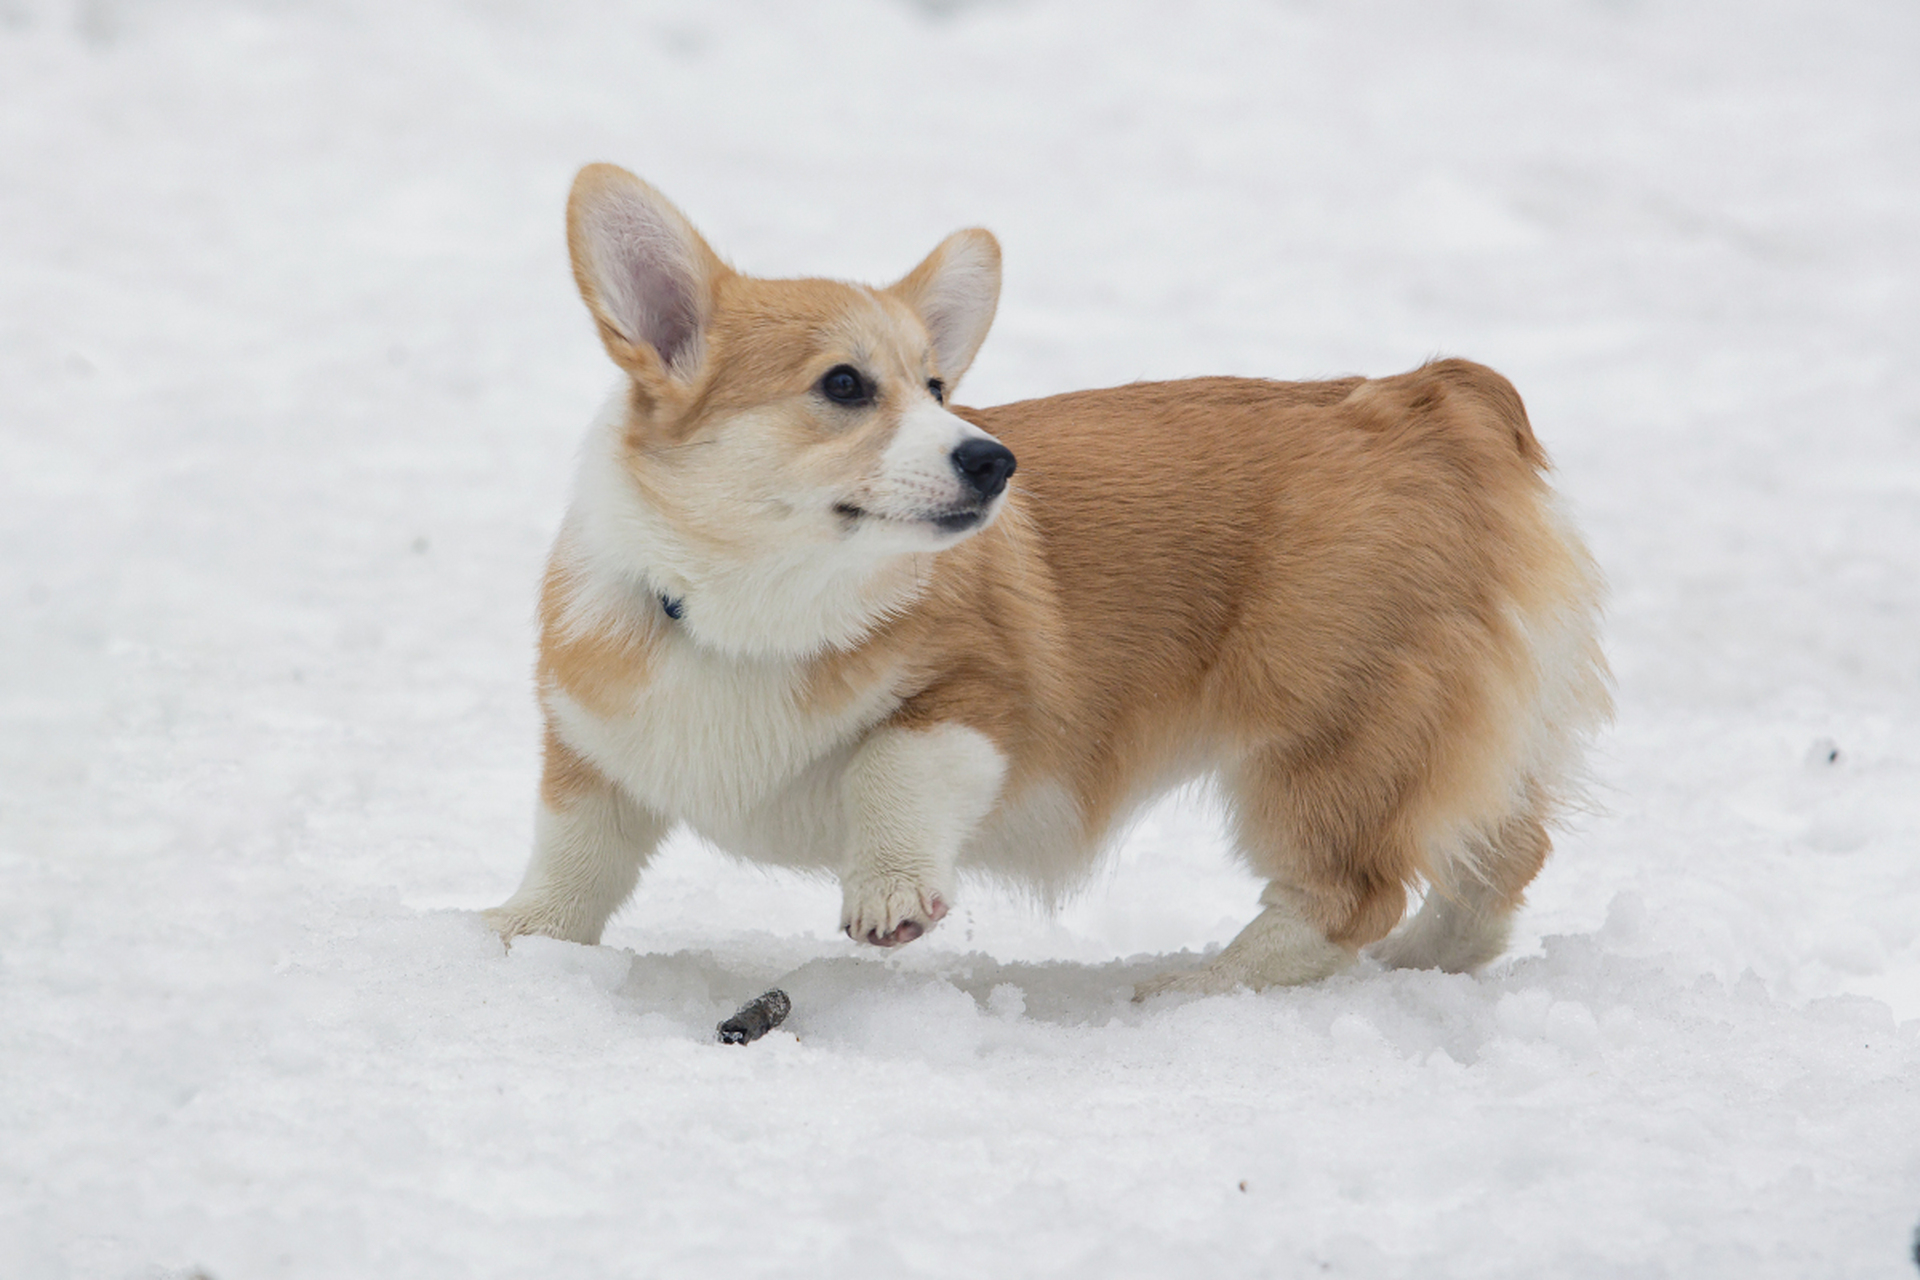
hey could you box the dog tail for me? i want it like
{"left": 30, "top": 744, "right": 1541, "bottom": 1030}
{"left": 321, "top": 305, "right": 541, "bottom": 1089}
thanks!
{"left": 1416, "top": 357, "right": 1547, "bottom": 469}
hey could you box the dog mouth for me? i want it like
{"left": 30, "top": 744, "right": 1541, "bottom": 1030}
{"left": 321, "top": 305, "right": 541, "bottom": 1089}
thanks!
{"left": 931, "top": 510, "right": 981, "bottom": 533}
{"left": 833, "top": 503, "right": 982, "bottom": 535}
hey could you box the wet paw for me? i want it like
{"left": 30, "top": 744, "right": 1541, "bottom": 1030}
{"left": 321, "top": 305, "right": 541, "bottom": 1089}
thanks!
{"left": 840, "top": 871, "right": 949, "bottom": 948}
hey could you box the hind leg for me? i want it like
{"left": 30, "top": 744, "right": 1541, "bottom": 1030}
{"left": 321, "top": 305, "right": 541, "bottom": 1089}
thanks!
{"left": 1135, "top": 747, "right": 1412, "bottom": 999}
{"left": 1372, "top": 804, "right": 1550, "bottom": 973}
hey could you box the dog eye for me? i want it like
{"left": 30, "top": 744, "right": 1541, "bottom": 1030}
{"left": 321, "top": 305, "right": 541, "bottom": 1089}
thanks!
{"left": 927, "top": 378, "right": 945, "bottom": 404}
{"left": 819, "top": 365, "right": 871, "bottom": 406}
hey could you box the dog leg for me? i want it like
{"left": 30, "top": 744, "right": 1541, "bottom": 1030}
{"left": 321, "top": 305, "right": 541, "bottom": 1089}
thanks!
{"left": 1373, "top": 807, "right": 1551, "bottom": 973}
{"left": 1368, "top": 877, "right": 1511, "bottom": 974}
{"left": 1136, "top": 746, "right": 1410, "bottom": 998}
{"left": 485, "top": 730, "right": 667, "bottom": 947}
{"left": 839, "top": 723, "right": 1006, "bottom": 948}
{"left": 1134, "top": 882, "right": 1358, "bottom": 999}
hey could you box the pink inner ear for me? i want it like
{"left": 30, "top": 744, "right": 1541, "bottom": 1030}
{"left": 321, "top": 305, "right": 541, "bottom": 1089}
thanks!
{"left": 916, "top": 238, "right": 998, "bottom": 380}
{"left": 588, "top": 201, "right": 704, "bottom": 371}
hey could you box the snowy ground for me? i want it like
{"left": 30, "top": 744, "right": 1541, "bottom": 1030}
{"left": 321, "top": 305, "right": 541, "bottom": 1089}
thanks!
{"left": 4, "top": 0, "right": 1918, "bottom": 1276}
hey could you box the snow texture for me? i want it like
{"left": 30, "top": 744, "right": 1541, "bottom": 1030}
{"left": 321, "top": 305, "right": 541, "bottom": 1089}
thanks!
{"left": 3, "top": 1, "right": 1918, "bottom": 1276}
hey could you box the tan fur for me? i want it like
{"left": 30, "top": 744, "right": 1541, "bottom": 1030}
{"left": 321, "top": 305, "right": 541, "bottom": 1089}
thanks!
{"left": 539, "top": 721, "right": 603, "bottom": 810}
{"left": 489, "top": 164, "right": 1612, "bottom": 992}
{"left": 872, "top": 365, "right": 1608, "bottom": 948}
{"left": 535, "top": 549, "right": 659, "bottom": 721}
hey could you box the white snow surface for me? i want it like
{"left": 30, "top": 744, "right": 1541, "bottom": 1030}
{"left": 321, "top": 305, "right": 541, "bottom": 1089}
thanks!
{"left": 4, "top": 0, "right": 1919, "bottom": 1276}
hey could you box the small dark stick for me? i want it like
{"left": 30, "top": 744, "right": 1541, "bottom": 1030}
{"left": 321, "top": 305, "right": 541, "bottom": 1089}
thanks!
{"left": 717, "top": 989, "right": 792, "bottom": 1045}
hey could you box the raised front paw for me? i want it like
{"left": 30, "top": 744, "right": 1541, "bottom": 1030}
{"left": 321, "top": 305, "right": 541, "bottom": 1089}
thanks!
{"left": 840, "top": 870, "right": 949, "bottom": 948}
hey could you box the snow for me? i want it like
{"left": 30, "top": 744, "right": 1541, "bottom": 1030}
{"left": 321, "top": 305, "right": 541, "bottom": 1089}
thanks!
{"left": 3, "top": 0, "right": 1918, "bottom": 1275}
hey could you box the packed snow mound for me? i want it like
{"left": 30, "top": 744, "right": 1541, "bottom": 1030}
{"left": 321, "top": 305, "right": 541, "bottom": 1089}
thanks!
{"left": 3, "top": 0, "right": 1918, "bottom": 1277}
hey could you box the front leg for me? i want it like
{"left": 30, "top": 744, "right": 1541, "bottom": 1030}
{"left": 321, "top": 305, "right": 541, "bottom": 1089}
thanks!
{"left": 839, "top": 722, "right": 1007, "bottom": 948}
{"left": 485, "top": 725, "right": 668, "bottom": 946}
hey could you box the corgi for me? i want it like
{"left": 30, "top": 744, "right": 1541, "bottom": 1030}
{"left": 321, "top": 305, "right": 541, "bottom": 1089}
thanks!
{"left": 484, "top": 162, "right": 1612, "bottom": 997}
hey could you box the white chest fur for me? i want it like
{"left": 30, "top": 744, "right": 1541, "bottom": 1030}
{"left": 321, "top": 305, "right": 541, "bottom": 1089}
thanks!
{"left": 543, "top": 393, "right": 928, "bottom": 866}
{"left": 544, "top": 631, "right": 900, "bottom": 863}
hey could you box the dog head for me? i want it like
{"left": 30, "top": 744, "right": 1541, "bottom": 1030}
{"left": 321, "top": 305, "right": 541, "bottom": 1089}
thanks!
{"left": 562, "top": 163, "right": 1013, "bottom": 656}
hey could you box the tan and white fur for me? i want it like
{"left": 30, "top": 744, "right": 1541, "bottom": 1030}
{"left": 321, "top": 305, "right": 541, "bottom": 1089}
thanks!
{"left": 485, "top": 163, "right": 1612, "bottom": 997}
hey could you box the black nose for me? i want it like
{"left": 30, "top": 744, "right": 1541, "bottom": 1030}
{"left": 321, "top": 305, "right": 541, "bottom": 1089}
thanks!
{"left": 950, "top": 438, "right": 1017, "bottom": 501}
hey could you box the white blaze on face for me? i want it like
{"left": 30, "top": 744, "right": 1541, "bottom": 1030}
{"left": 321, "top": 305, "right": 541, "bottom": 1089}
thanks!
{"left": 871, "top": 400, "right": 1005, "bottom": 523}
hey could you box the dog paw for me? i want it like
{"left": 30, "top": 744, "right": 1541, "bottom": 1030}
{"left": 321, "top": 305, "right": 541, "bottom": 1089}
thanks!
{"left": 481, "top": 905, "right": 529, "bottom": 950}
{"left": 481, "top": 902, "right": 597, "bottom": 949}
{"left": 840, "top": 871, "right": 949, "bottom": 948}
{"left": 1131, "top": 964, "right": 1245, "bottom": 1003}
{"left": 1132, "top": 940, "right": 1354, "bottom": 1001}
{"left": 1133, "top": 900, "right": 1357, "bottom": 1001}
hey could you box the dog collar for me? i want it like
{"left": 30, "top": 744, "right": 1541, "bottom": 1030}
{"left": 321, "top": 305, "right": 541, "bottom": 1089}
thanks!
{"left": 661, "top": 595, "right": 684, "bottom": 621}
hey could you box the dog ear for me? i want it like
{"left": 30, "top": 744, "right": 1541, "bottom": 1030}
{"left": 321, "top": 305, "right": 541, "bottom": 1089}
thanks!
{"left": 566, "top": 164, "right": 726, "bottom": 385}
{"left": 889, "top": 229, "right": 1001, "bottom": 390}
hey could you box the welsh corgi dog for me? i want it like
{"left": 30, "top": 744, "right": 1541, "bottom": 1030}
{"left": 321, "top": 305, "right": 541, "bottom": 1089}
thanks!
{"left": 485, "top": 162, "right": 1612, "bottom": 997}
